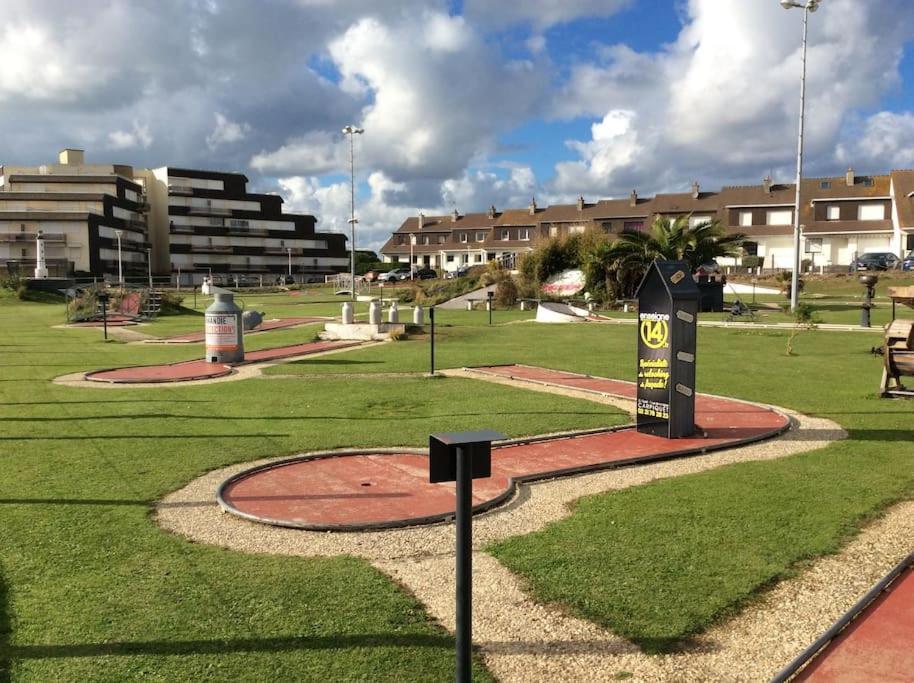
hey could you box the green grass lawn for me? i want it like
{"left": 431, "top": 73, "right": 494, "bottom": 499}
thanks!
{"left": 0, "top": 295, "right": 621, "bottom": 681}
{"left": 4, "top": 288, "right": 914, "bottom": 677}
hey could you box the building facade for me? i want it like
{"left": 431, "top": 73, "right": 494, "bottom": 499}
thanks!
{"left": 380, "top": 171, "right": 914, "bottom": 273}
{"left": 0, "top": 149, "right": 349, "bottom": 284}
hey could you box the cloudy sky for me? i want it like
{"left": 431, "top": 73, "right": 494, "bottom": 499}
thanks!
{"left": 3, "top": 0, "right": 914, "bottom": 251}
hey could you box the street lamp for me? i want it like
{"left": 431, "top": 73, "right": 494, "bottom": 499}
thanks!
{"left": 781, "top": 0, "right": 819, "bottom": 312}
{"left": 410, "top": 233, "right": 416, "bottom": 280}
{"left": 342, "top": 124, "right": 364, "bottom": 300}
{"left": 114, "top": 229, "right": 124, "bottom": 288}
{"left": 287, "top": 247, "right": 292, "bottom": 279}
{"left": 146, "top": 247, "right": 153, "bottom": 289}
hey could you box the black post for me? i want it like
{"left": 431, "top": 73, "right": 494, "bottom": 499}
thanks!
{"left": 429, "top": 306, "right": 436, "bottom": 376}
{"left": 487, "top": 291, "right": 493, "bottom": 326}
{"left": 454, "top": 445, "right": 472, "bottom": 683}
{"left": 101, "top": 298, "right": 108, "bottom": 340}
{"left": 193, "top": 285, "right": 197, "bottom": 309}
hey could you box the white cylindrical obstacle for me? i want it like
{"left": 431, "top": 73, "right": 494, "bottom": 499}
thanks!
{"left": 388, "top": 301, "right": 399, "bottom": 324}
{"left": 369, "top": 301, "right": 382, "bottom": 325}
{"left": 413, "top": 305, "right": 424, "bottom": 325}
{"left": 342, "top": 301, "right": 354, "bottom": 325}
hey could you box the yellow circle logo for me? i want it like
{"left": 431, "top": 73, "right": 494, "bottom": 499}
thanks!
{"left": 640, "top": 319, "right": 669, "bottom": 349}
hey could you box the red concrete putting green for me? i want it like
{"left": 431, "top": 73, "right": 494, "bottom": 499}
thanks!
{"left": 779, "top": 553, "right": 914, "bottom": 682}
{"left": 218, "top": 364, "right": 790, "bottom": 530}
{"left": 147, "top": 317, "right": 328, "bottom": 343}
{"left": 83, "top": 340, "right": 362, "bottom": 384}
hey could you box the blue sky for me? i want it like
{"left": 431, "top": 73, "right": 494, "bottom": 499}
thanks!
{"left": 3, "top": 0, "right": 914, "bottom": 250}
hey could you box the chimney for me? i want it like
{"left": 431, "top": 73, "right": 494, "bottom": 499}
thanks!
{"left": 691, "top": 181, "right": 700, "bottom": 199}
{"left": 487, "top": 205, "right": 497, "bottom": 219}
{"left": 417, "top": 212, "right": 424, "bottom": 230}
{"left": 529, "top": 196, "right": 537, "bottom": 215}
{"left": 59, "top": 148, "right": 85, "bottom": 166}
{"left": 762, "top": 175, "right": 772, "bottom": 194}
{"left": 451, "top": 208, "right": 459, "bottom": 222}
{"left": 577, "top": 195, "right": 585, "bottom": 211}
{"left": 629, "top": 189, "right": 638, "bottom": 207}
{"left": 846, "top": 167, "right": 855, "bottom": 187}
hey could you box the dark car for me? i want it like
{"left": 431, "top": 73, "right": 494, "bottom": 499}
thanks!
{"left": 415, "top": 267, "right": 437, "bottom": 280}
{"left": 851, "top": 252, "right": 899, "bottom": 271}
{"left": 902, "top": 251, "right": 914, "bottom": 271}
{"left": 275, "top": 275, "right": 296, "bottom": 285}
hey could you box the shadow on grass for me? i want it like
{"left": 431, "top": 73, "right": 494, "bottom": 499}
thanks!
{"left": 845, "top": 428, "right": 914, "bottom": 442}
{"left": 1, "top": 563, "right": 10, "bottom": 683}
{"left": 0, "top": 410, "right": 609, "bottom": 423}
{"left": 4, "top": 633, "right": 452, "bottom": 660}
{"left": 0, "top": 433, "right": 290, "bottom": 441}
{"left": 0, "top": 499, "right": 150, "bottom": 507}
{"left": 285, "top": 359, "right": 384, "bottom": 366}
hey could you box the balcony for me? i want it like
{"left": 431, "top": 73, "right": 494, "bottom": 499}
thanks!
{"left": 168, "top": 185, "right": 193, "bottom": 196}
{"left": 188, "top": 207, "right": 233, "bottom": 217}
{"left": 0, "top": 232, "right": 67, "bottom": 243}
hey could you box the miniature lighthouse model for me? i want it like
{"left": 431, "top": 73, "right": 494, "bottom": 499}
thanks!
{"left": 34, "top": 230, "right": 48, "bottom": 279}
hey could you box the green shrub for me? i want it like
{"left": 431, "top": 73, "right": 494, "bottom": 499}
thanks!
{"left": 495, "top": 277, "right": 518, "bottom": 307}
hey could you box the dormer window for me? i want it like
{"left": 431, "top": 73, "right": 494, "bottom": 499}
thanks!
{"left": 459, "top": 232, "right": 468, "bottom": 243}
{"left": 863, "top": 178, "right": 874, "bottom": 187}
{"left": 500, "top": 230, "right": 510, "bottom": 241}
{"left": 476, "top": 231, "right": 486, "bottom": 242}
{"left": 820, "top": 181, "right": 831, "bottom": 189}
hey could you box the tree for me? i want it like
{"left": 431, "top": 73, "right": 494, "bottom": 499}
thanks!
{"left": 607, "top": 216, "right": 744, "bottom": 298}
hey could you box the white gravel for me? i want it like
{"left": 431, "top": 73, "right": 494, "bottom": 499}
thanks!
{"left": 146, "top": 368, "right": 908, "bottom": 682}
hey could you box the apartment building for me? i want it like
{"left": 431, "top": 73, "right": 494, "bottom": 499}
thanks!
{"left": 0, "top": 149, "right": 349, "bottom": 283}
{"left": 141, "top": 167, "right": 348, "bottom": 285}
{"left": 0, "top": 149, "right": 149, "bottom": 278}
{"left": 380, "top": 171, "right": 914, "bottom": 273}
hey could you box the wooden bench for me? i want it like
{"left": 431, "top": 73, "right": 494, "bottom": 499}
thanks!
{"left": 882, "top": 318, "right": 914, "bottom": 396}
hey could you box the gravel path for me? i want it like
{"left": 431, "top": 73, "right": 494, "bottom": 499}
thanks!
{"left": 146, "top": 368, "right": 907, "bottom": 681}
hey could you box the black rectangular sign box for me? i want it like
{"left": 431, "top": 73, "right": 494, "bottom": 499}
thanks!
{"left": 635, "top": 260, "right": 699, "bottom": 439}
{"left": 429, "top": 430, "right": 505, "bottom": 483}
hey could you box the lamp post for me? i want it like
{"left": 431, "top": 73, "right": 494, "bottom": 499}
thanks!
{"left": 114, "top": 229, "right": 124, "bottom": 288}
{"left": 342, "top": 124, "right": 364, "bottom": 300}
{"left": 287, "top": 247, "right": 292, "bottom": 278}
{"left": 780, "top": 0, "right": 819, "bottom": 312}
{"left": 146, "top": 247, "right": 153, "bottom": 289}
{"left": 410, "top": 234, "right": 416, "bottom": 280}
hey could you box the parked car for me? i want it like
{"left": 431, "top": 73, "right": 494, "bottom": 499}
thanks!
{"left": 902, "top": 251, "right": 914, "bottom": 271}
{"left": 851, "top": 252, "right": 899, "bottom": 271}
{"left": 275, "top": 274, "right": 296, "bottom": 285}
{"left": 379, "top": 267, "right": 411, "bottom": 282}
{"left": 414, "top": 267, "right": 437, "bottom": 280}
{"left": 445, "top": 264, "right": 470, "bottom": 279}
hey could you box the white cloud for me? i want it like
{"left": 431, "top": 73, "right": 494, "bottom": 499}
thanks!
{"left": 464, "top": 0, "right": 632, "bottom": 30}
{"left": 206, "top": 113, "right": 251, "bottom": 150}
{"left": 551, "top": 0, "right": 914, "bottom": 197}
{"left": 253, "top": 11, "right": 545, "bottom": 183}
{"left": 836, "top": 112, "right": 914, "bottom": 170}
{"left": 107, "top": 121, "right": 153, "bottom": 150}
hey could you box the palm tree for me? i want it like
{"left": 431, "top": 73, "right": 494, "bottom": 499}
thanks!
{"left": 607, "top": 215, "right": 744, "bottom": 298}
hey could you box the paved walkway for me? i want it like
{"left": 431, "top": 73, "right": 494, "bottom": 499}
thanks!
{"left": 84, "top": 340, "right": 362, "bottom": 384}
{"left": 144, "top": 317, "right": 328, "bottom": 343}
{"left": 437, "top": 284, "right": 497, "bottom": 309}
{"left": 219, "top": 364, "right": 789, "bottom": 529}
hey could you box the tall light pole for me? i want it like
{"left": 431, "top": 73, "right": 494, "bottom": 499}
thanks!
{"left": 781, "top": 0, "right": 819, "bottom": 312}
{"left": 410, "top": 234, "right": 416, "bottom": 280}
{"left": 114, "top": 229, "right": 124, "bottom": 288}
{"left": 287, "top": 247, "right": 292, "bottom": 278}
{"left": 342, "top": 125, "right": 364, "bottom": 300}
{"left": 146, "top": 247, "right": 153, "bottom": 289}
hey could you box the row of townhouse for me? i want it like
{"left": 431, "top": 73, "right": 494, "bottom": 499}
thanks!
{"left": 380, "top": 169, "right": 914, "bottom": 274}
{"left": 0, "top": 149, "right": 349, "bottom": 284}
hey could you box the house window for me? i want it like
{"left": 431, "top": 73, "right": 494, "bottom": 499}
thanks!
{"left": 422, "top": 236, "right": 430, "bottom": 245}
{"left": 520, "top": 228, "right": 530, "bottom": 240}
{"left": 826, "top": 205, "right": 840, "bottom": 221}
{"left": 863, "top": 177, "right": 874, "bottom": 187}
{"left": 767, "top": 210, "right": 792, "bottom": 225}
{"left": 476, "top": 231, "right": 486, "bottom": 242}
{"left": 501, "top": 230, "right": 510, "bottom": 241}
{"left": 820, "top": 181, "right": 831, "bottom": 189}
{"left": 689, "top": 215, "right": 711, "bottom": 228}
{"left": 549, "top": 225, "right": 559, "bottom": 237}
{"left": 446, "top": 254, "right": 454, "bottom": 262}
{"left": 474, "top": 254, "right": 483, "bottom": 262}
{"left": 743, "top": 241, "right": 758, "bottom": 256}
{"left": 438, "top": 235, "right": 446, "bottom": 244}
{"left": 569, "top": 224, "right": 585, "bottom": 234}
{"left": 739, "top": 211, "right": 753, "bottom": 227}
{"left": 623, "top": 221, "right": 644, "bottom": 232}
{"left": 459, "top": 232, "right": 468, "bottom": 243}
{"left": 858, "top": 204, "right": 885, "bottom": 220}
{"left": 461, "top": 254, "right": 468, "bottom": 264}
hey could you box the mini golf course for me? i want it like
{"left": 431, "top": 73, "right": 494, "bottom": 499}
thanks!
{"left": 217, "top": 364, "right": 790, "bottom": 530}
{"left": 83, "top": 340, "right": 363, "bottom": 384}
